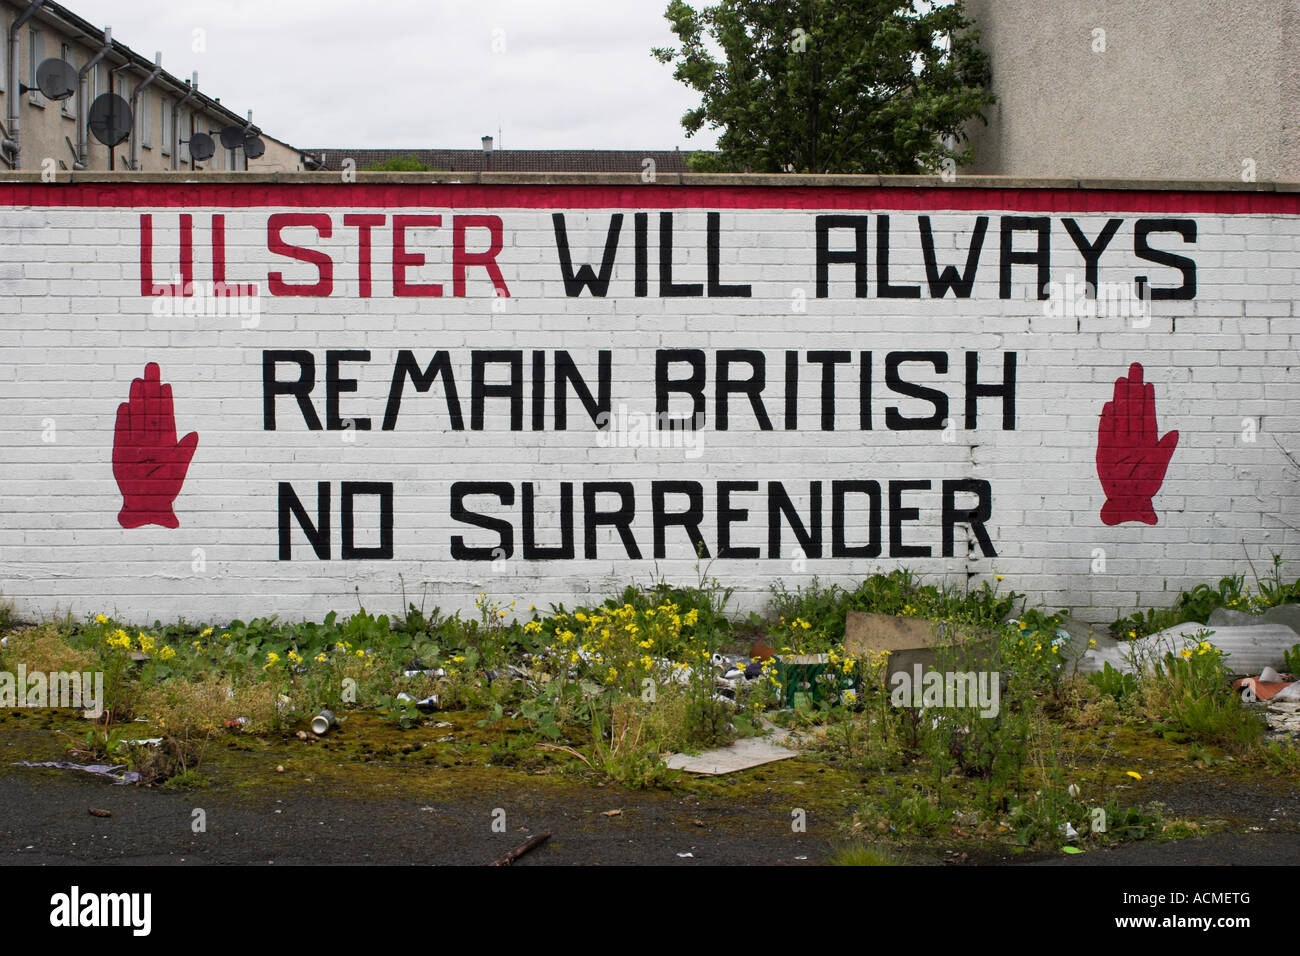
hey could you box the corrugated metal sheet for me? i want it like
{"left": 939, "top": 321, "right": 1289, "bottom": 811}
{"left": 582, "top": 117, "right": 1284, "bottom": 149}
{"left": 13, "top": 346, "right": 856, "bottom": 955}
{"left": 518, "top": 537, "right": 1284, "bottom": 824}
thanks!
{"left": 1076, "top": 621, "right": 1300, "bottom": 676}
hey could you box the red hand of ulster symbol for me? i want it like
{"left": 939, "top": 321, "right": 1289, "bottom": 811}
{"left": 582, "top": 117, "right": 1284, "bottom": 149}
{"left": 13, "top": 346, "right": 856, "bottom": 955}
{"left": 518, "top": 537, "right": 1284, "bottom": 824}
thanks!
{"left": 113, "top": 362, "right": 199, "bottom": 529}
{"left": 1097, "top": 362, "right": 1178, "bottom": 526}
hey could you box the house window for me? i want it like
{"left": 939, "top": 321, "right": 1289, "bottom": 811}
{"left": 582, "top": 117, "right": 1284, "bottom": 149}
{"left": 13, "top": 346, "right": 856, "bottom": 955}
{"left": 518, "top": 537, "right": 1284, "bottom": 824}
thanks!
{"left": 160, "top": 96, "right": 170, "bottom": 155}
{"left": 60, "top": 43, "right": 74, "bottom": 117}
{"left": 27, "top": 26, "right": 44, "bottom": 106}
{"left": 140, "top": 88, "right": 151, "bottom": 147}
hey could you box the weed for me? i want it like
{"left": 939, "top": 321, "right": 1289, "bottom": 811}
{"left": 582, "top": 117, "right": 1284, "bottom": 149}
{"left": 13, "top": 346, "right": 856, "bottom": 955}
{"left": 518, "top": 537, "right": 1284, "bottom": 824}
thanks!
{"left": 1140, "top": 637, "right": 1265, "bottom": 752}
{"left": 1087, "top": 662, "right": 1139, "bottom": 702}
{"left": 829, "top": 844, "right": 900, "bottom": 866}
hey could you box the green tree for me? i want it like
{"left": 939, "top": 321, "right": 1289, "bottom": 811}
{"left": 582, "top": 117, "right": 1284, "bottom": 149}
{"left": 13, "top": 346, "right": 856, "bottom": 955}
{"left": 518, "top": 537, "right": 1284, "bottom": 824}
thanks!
{"left": 363, "top": 155, "right": 437, "bottom": 172}
{"left": 652, "top": 0, "right": 994, "bottom": 174}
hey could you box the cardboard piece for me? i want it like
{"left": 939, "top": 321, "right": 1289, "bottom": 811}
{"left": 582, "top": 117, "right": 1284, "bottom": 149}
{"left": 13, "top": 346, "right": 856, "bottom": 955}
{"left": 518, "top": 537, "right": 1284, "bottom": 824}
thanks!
{"left": 843, "top": 611, "right": 999, "bottom": 681}
{"left": 665, "top": 723, "right": 796, "bottom": 775}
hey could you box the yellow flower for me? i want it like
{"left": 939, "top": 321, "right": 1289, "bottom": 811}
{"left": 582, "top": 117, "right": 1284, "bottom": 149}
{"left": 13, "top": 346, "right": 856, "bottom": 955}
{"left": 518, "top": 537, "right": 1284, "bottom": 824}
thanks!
{"left": 314, "top": 653, "right": 328, "bottom": 664}
{"left": 524, "top": 621, "right": 542, "bottom": 635}
{"left": 288, "top": 650, "right": 303, "bottom": 665}
{"left": 137, "top": 634, "right": 155, "bottom": 654}
{"left": 1126, "top": 771, "right": 1142, "bottom": 781}
{"left": 995, "top": 575, "right": 1004, "bottom": 581}
{"left": 1128, "top": 631, "right": 1136, "bottom": 638}
{"left": 158, "top": 645, "right": 176, "bottom": 661}
{"left": 94, "top": 614, "right": 109, "bottom": 624}
{"left": 106, "top": 630, "right": 131, "bottom": 650}
{"left": 452, "top": 655, "right": 466, "bottom": 664}
{"left": 1180, "top": 648, "right": 1192, "bottom": 659}
{"left": 199, "top": 627, "right": 214, "bottom": 638}
{"left": 263, "top": 652, "right": 281, "bottom": 670}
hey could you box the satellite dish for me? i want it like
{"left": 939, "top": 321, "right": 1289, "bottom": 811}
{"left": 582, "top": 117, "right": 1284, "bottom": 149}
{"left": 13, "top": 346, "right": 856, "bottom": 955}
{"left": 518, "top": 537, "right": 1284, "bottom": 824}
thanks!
{"left": 243, "top": 135, "right": 265, "bottom": 159}
{"left": 87, "top": 93, "right": 132, "bottom": 146}
{"left": 188, "top": 131, "right": 215, "bottom": 161}
{"left": 219, "top": 124, "right": 245, "bottom": 150}
{"left": 35, "top": 58, "right": 77, "bottom": 100}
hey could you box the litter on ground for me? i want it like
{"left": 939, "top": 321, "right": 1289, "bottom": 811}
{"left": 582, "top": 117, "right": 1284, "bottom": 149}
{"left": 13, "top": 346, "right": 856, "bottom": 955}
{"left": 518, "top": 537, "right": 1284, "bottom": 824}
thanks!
{"left": 665, "top": 721, "right": 797, "bottom": 775}
{"left": 13, "top": 761, "right": 140, "bottom": 785}
{"left": 1075, "top": 620, "right": 1300, "bottom": 676}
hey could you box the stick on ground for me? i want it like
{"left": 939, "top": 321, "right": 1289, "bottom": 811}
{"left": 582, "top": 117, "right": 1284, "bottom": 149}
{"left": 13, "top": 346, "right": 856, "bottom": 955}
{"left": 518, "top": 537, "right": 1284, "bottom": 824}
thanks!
{"left": 491, "top": 832, "right": 551, "bottom": 866}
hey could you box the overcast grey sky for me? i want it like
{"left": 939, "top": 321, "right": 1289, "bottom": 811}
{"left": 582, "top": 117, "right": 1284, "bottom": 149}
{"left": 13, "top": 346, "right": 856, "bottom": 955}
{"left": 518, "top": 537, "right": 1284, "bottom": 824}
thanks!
{"left": 67, "top": 0, "right": 719, "bottom": 151}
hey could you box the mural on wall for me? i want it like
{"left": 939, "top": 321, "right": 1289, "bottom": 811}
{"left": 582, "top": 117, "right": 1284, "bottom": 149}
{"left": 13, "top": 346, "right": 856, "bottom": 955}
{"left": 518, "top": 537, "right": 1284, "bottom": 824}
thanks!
{"left": 1096, "top": 362, "right": 1179, "bottom": 526}
{"left": 0, "top": 181, "right": 1295, "bottom": 624}
{"left": 112, "top": 362, "right": 199, "bottom": 529}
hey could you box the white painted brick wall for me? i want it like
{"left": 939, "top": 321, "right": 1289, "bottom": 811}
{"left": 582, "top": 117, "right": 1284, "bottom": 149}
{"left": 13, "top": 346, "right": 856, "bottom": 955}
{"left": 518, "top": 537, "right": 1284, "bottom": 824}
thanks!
{"left": 0, "top": 184, "right": 1297, "bottom": 629}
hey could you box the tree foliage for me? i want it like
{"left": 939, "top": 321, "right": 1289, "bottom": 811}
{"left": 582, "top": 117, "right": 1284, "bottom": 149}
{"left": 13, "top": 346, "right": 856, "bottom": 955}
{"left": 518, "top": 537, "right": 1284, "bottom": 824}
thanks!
{"left": 363, "top": 155, "right": 436, "bottom": 172}
{"left": 652, "top": 0, "right": 995, "bottom": 174}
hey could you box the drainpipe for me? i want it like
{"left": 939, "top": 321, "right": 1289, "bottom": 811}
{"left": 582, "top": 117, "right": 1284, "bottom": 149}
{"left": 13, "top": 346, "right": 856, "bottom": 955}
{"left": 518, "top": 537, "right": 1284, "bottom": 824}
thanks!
{"left": 7, "top": 0, "right": 46, "bottom": 169}
{"left": 240, "top": 109, "right": 252, "bottom": 170}
{"left": 170, "top": 71, "right": 195, "bottom": 169}
{"left": 75, "top": 25, "right": 111, "bottom": 170}
{"left": 127, "top": 51, "right": 161, "bottom": 170}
